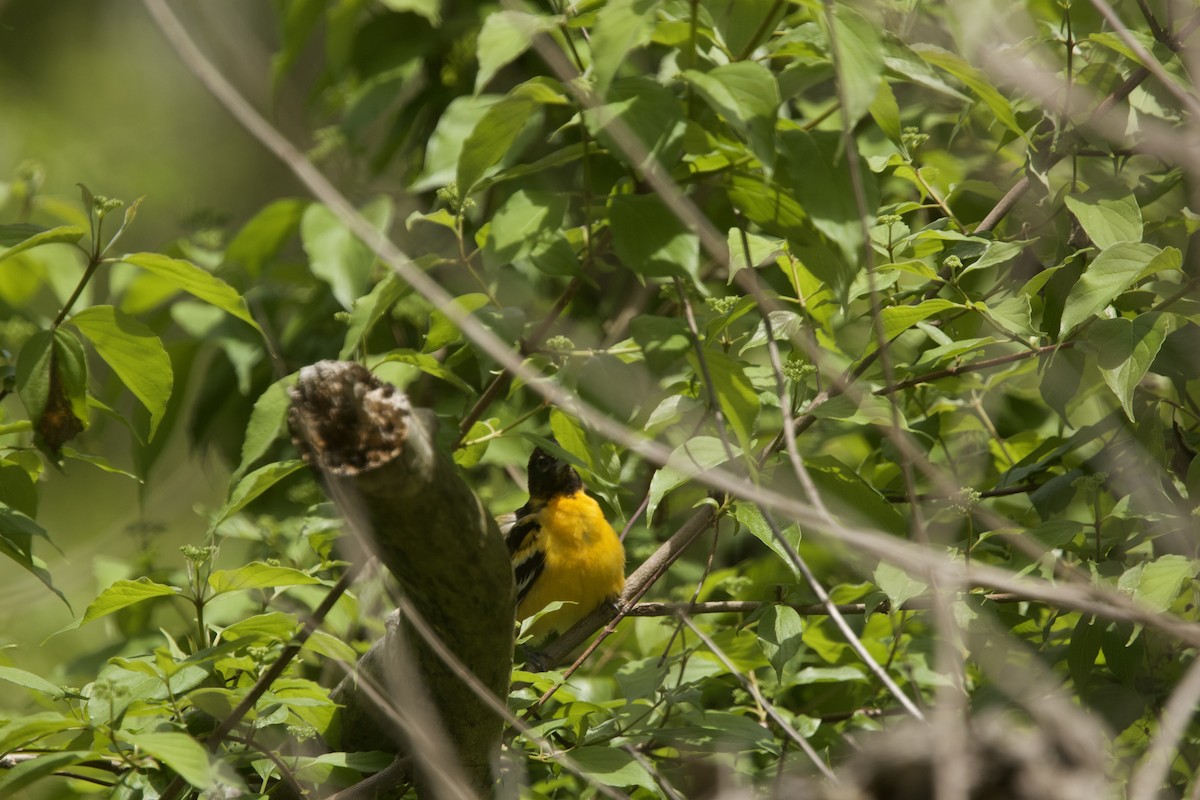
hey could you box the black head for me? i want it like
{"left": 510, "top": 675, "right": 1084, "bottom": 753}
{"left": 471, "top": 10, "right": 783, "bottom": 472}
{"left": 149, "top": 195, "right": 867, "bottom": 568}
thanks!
{"left": 526, "top": 447, "right": 583, "bottom": 498}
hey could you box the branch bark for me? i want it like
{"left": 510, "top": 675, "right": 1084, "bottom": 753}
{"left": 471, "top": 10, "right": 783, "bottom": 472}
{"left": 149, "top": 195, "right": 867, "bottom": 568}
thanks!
{"left": 288, "top": 361, "right": 514, "bottom": 797}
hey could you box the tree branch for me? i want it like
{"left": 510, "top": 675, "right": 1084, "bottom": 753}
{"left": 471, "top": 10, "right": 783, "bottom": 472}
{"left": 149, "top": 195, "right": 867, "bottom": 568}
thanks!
{"left": 289, "top": 361, "right": 514, "bottom": 796}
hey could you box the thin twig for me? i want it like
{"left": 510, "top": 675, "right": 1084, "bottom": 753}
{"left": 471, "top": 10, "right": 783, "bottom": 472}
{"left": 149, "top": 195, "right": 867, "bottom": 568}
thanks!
{"left": 680, "top": 614, "right": 837, "bottom": 781}
{"left": 876, "top": 343, "right": 1074, "bottom": 395}
{"left": 627, "top": 593, "right": 1029, "bottom": 617}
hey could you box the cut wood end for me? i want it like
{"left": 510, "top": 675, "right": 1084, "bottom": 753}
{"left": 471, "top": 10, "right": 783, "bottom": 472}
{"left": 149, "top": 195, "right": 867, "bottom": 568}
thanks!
{"left": 288, "top": 360, "right": 412, "bottom": 474}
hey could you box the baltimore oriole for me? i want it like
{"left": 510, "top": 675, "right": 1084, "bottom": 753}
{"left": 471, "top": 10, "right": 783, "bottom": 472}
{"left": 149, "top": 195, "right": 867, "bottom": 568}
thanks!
{"left": 501, "top": 447, "right": 626, "bottom": 641}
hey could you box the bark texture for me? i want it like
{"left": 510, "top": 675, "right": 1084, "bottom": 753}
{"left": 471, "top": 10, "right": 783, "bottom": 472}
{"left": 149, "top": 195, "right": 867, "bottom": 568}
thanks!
{"left": 288, "top": 361, "right": 514, "bottom": 797}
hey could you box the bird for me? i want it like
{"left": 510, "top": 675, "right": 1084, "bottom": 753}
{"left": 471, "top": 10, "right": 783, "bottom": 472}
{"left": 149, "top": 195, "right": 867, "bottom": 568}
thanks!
{"left": 500, "top": 446, "right": 626, "bottom": 643}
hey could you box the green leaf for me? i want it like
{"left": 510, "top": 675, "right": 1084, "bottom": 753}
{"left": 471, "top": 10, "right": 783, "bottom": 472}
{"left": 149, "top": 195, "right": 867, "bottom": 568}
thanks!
{"left": 793, "top": 665, "right": 866, "bottom": 684}
{"left": 14, "top": 330, "right": 53, "bottom": 433}
{"left": 0, "top": 712, "right": 86, "bottom": 753}
{"left": 1068, "top": 615, "right": 1102, "bottom": 689}
{"left": 290, "top": 751, "right": 396, "bottom": 783}
{"left": 0, "top": 224, "right": 86, "bottom": 265}
{"left": 0, "top": 223, "right": 49, "bottom": 246}
{"left": 0, "top": 665, "right": 66, "bottom": 699}
{"left": 0, "top": 751, "right": 96, "bottom": 796}
{"left": 484, "top": 189, "right": 574, "bottom": 275}
{"left": 379, "top": 350, "right": 474, "bottom": 393}
{"left": 569, "top": 746, "right": 657, "bottom": 791}
{"left": 454, "top": 419, "right": 496, "bottom": 468}
{"left": 380, "top": 0, "right": 441, "bottom": 25}
{"left": 869, "top": 80, "right": 902, "bottom": 142}
{"left": 1134, "top": 245, "right": 1183, "bottom": 282}
{"left": 648, "top": 437, "right": 738, "bottom": 520}
{"left": 759, "top": 604, "right": 804, "bottom": 681}
{"left": 121, "top": 253, "right": 261, "bottom": 331}
{"left": 873, "top": 562, "right": 927, "bottom": 608}
{"left": 425, "top": 293, "right": 490, "bottom": 353}
{"left": 225, "top": 198, "right": 309, "bottom": 276}
{"left": 0, "top": 462, "right": 37, "bottom": 517}
{"left": 734, "top": 502, "right": 802, "bottom": 576}
{"left": 549, "top": 408, "right": 593, "bottom": 473}
{"left": 1086, "top": 312, "right": 1174, "bottom": 419}
{"left": 52, "top": 327, "right": 88, "bottom": 423}
{"left": 610, "top": 194, "right": 700, "bottom": 282}
{"left": 961, "top": 240, "right": 1026, "bottom": 276}
{"left": 913, "top": 45, "right": 1022, "bottom": 136}
{"left": 341, "top": 273, "right": 412, "bottom": 358}
{"left": 233, "top": 374, "right": 298, "bottom": 482}
{"left": 301, "top": 197, "right": 394, "bottom": 310}
{"left": 976, "top": 294, "right": 1035, "bottom": 338}
{"left": 629, "top": 315, "right": 691, "bottom": 374}
{"left": 1101, "top": 622, "right": 1144, "bottom": 684}
{"left": 69, "top": 305, "right": 173, "bottom": 439}
{"left": 475, "top": 11, "right": 557, "bottom": 93}
{"left": 123, "top": 731, "right": 215, "bottom": 790}
{"left": 0, "top": 505, "right": 67, "bottom": 607}
{"left": 779, "top": 129, "right": 877, "bottom": 272}
{"left": 1030, "top": 519, "right": 1086, "bottom": 548}
{"left": 220, "top": 611, "right": 299, "bottom": 643}
{"left": 704, "top": 0, "right": 786, "bottom": 58}
{"left": 880, "top": 298, "right": 960, "bottom": 341}
{"left": 211, "top": 460, "right": 305, "bottom": 530}
{"left": 303, "top": 629, "right": 359, "bottom": 662}
{"left": 15, "top": 329, "right": 88, "bottom": 458}
{"left": 1064, "top": 186, "right": 1143, "bottom": 249}
{"left": 59, "top": 577, "right": 181, "bottom": 632}
{"left": 414, "top": 95, "right": 502, "bottom": 189}
{"left": 457, "top": 91, "right": 538, "bottom": 194}
{"left": 830, "top": 3, "right": 884, "bottom": 126}
{"left": 687, "top": 348, "right": 759, "bottom": 451}
{"left": 727, "top": 172, "right": 808, "bottom": 242}
{"left": 1132, "top": 554, "right": 1197, "bottom": 613}
{"left": 804, "top": 456, "right": 908, "bottom": 536}
{"left": 726, "top": 229, "right": 784, "bottom": 280}
{"left": 685, "top": 61, "right": 779, "bottom": 170}
{"left": 62, "top": 448, "right": 143, "bottom": 482}
{"left": 586, "top": 77, "right": 687, "bottom": 172}
{"left": 590, "top": 0, "right": 660, "bottom": 98}
{"left": 209, "top": 562, "right": 322, "bottom": 595}
{"left": 1059, "top": 242, "right": 1162, "bottom": 335}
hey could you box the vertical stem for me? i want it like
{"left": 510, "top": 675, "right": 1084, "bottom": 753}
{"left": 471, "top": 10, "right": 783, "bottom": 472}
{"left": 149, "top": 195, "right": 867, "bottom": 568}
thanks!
{"left": 194, "top": 595, "right": 208, "bottom": 650}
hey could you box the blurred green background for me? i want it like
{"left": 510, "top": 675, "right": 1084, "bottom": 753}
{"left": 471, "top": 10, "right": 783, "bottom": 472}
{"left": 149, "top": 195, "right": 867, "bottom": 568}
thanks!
{"left": 0, "top": 0, "right": 305, "bottom": 677}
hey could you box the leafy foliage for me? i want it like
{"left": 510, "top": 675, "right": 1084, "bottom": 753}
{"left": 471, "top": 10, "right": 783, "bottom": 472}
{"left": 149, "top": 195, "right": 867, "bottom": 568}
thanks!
{"left": 3, "top": 0, "right": 1200, "bottom": 797}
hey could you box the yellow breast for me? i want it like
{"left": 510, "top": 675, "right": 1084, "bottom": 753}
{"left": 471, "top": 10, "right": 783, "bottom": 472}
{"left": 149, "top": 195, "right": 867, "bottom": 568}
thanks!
{"left": 516, "top": 491, "right": 626, "bottom": 638}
